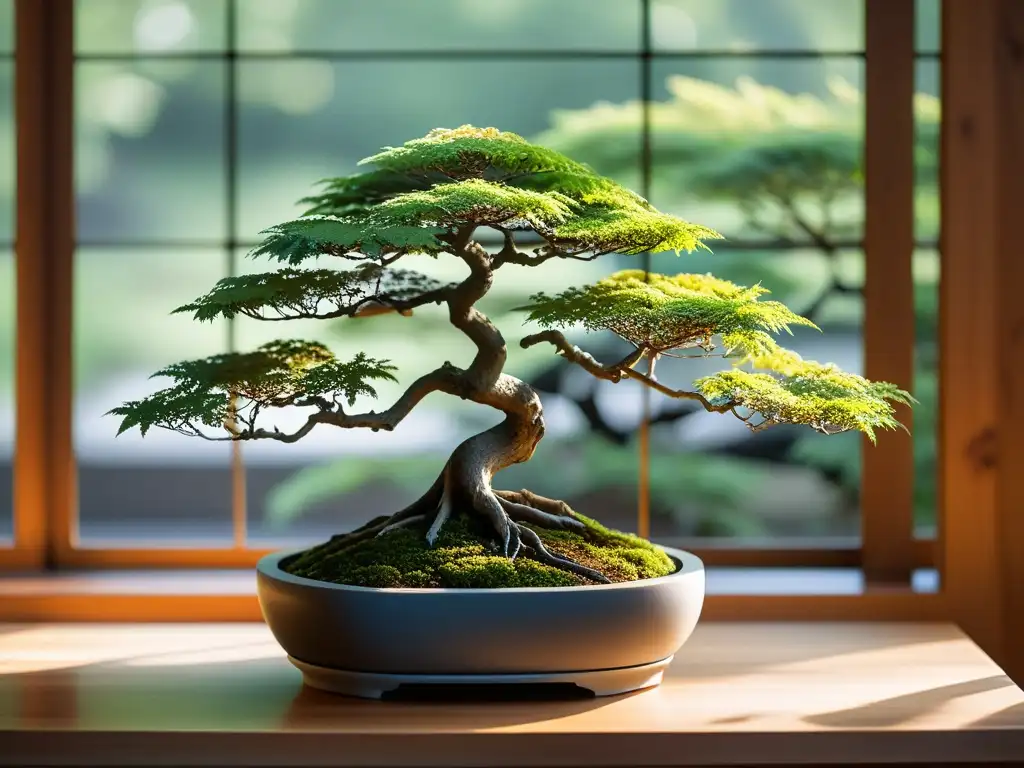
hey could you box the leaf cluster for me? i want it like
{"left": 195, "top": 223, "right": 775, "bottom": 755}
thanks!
{"left": 174, "top": 263, "right": 455, "bottom": 323}
{"left": 250, "top": 216, "right": 448, "bottom": 265}
{"left": 108, "top": 340, "right": 397, "bottom": 437}
{"left": 520, "top": 269, "right": 817, "bottom": 352}
{"left": 519, "top": 269, "right": 911, "bottom": 440}
{"left": 695, "top": 347, "right": 914, "bottom": 442}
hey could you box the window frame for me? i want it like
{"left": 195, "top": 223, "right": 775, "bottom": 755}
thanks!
{"left": 2, "top": 0, "right": 949, "bottom": 619}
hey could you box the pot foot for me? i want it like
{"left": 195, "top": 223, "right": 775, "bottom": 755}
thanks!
{"left": 288, "top": 656, "right": 673, "bottom": 700}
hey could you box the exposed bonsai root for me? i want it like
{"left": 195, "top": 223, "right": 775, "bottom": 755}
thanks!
{"left": 495, "top": 495, "right": 586, "bottom": 532}
{"left": 425, "top": 467, "right": 454, "bottom": 546}
{"left": 515, "top": 524, "right": 612, "bottom": 584}
{"left": 470, "top": 486, "right": 522, "bottom": 559}
{"left": 462, "top": 486, "right": 611, "bottom": 583}
{"left": 311, "top": 461, "right": 615, "bottom": 584}
{"left": 495, "top": 488, "right": 576, "bottom": 519}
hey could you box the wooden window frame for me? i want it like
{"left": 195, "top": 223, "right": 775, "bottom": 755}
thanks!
{"left": 6, "top": 0, "right": 1002, "bottom": 630}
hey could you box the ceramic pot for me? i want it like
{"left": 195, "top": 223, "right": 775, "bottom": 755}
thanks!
{"left": 257, "top": 545, "right": 705, "bottom": 699}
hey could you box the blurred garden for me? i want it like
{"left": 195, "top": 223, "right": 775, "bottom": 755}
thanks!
{"left": 0, "top": 0, "right": 939, "bottom": 544}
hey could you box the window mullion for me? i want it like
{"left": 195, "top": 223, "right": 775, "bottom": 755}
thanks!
{"left": 12, "top": 0, "right": 75, "bottom": 569}
{"left": 860, "top": 0, "right": 917, "bottom": 586}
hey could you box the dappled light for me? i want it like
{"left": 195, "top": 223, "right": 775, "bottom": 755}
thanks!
{"left": 1, "top": 622, "right": 1020, "bottom": 740}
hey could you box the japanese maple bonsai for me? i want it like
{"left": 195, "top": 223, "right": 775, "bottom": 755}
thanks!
{"left": 112, "top": 128, "right": 913, "bottom": 589}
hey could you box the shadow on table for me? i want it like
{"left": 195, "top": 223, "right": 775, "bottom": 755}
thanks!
{"left": 969, "top": 701, "right": 1024, "bottom": 729}
{"left": 281, "top": 680, "right": 643, "bottom": 730}
{"left": 802, "top": 675, "right": 1016, "bottom": 728}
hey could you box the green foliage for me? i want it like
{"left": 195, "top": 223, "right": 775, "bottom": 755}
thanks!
{"left": 359, "top": 125, "right": 592, "bottom": 178}
{"left": 552, "top": 206, "right": 722, "bottom": 256}
{"left": 284, "top": 510, "right": 675, "bottom": 588}
{"left": 695, "top": 348, "right": 914, "bottom": 442}
{"left": 520, "top": 268, "right": 910, "bottom": 440}
{"left": 521, "top": 269, "right": 817, "bottom": 352}
{"left": 689, "top": 130, "right": 860, "bottom": 204}
{"left": 174, "top": 264, "right": 454, "bottom": 322}
{"left": 374, "top": 177, "right": 577, "bottom": 230}
{"left": 537, "top": 76, "right": 940, "bottom": 242}
{"left": 279, "top": 125, "right": 719, "bottom": 260}
{"left": 250, "top": 216, "right": 447, "bottom": 265}
{"left": 108, "top": 382, "right": 229, "bottom": 440}
{"left": 789, "top": 360, "right": 938, "bottom": 527}
{"left": 108, "top": 340, "right": 397, "bottom": 437}
{"left": 300, "top": 168, "right": 448, "bottom": 217}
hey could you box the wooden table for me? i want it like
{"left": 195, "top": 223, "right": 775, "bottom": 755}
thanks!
{"left": 0, "top": 622, "right": 1022, "bottom": 767}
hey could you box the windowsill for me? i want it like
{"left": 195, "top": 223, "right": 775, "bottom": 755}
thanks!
{"left": 0, "top": 566, "right": 940, "bottom": 596}
{"left": 0, "top": 621, "right": 1021, "bottom": 767}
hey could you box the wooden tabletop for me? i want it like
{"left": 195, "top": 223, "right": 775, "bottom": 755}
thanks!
{"left": 0, "top": 622, "right": 1022, "bottom": 767}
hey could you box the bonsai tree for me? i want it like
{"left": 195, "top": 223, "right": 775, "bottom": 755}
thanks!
{"left": 110, "top": 125, "right": 911, "bottom": 586}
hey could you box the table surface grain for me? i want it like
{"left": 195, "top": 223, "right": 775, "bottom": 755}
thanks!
{"left": 0, "top": 621, "right": 1022, "bottom": 767}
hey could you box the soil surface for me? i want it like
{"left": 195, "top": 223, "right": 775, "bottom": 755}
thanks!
{"left": 282, "top": 511, "right": 677, "bottom": 588}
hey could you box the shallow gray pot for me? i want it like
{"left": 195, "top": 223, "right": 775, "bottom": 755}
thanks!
{"left": 257, "top": 546, "right": 705, "bottom": 699}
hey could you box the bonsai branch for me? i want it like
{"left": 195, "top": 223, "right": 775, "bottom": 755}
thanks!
{"left": 197, "top": 364, "right": 467, "bottom": 443}
{"left": 522, "top": 329, "right": 762, "bottom": 430}
{"left": 520, "top": 330, "right": 634, "bottom": 382}
{"left": 491, "top": 229, "right": 606, "bottom": 268}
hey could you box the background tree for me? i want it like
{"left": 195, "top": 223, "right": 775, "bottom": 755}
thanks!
{"left": 534, "top": 76, "right": 941, "bottom": 529}
{"left": 110, "top": 126, "right": 910, "bottom": 579}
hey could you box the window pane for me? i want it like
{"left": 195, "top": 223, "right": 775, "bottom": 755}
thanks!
{"left": 0, "top": 0, "right": 11, "bottom": 53}
{"left": 237, "top": 59, "right": 642, "bottom": 239}
{"left": 0, "top": 249, "right": 11, "bottom": 542}
{"left": 76, "top": 60, "right": 226, "bottom": 243}
{"left": 915, "top": 60, "right": 939, "bottom": 243}
{"left": 915, "top": 54, "right": 939, "bottom": 538}
{"left": 75, "top": 247, "right": 233, "bottom": 546}
{"left": 648, "top": 58, "right": 865, "bottom": 246}
{"left": 235, "top": 60, "right": 642, "bottom": 543}
{"left": 0, "top": 60, "right": 11, "bottom": 242}
{"left": 913, "top": 250, "right": 938, "bottom": 538}
{"left": 236, "top": 0, "right": 640, "bottom": 53}
{"left": 651, "top": 0, "right": 863, "bottom": 52}
{"left": 75, "top": 0, "right": 227, "bottom": 54}
{"left": 916, "top": 0, "right": 940, "bottom": 54}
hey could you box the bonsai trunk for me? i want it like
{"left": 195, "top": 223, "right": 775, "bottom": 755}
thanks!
{"left": 326, "top": 237, "right": 610, "bottom": 582}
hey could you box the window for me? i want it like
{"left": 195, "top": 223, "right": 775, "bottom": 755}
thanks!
{"left": 1, "top": 0, "right": 941, "bottom": 607}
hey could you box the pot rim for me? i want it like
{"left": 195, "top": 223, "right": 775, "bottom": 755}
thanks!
{"left": 257, "top": 544, "right": 703, "bottom": 595}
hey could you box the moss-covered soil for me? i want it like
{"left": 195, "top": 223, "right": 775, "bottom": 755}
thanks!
{"left": 283, "top": 511, "right": 676, "bottom": 588}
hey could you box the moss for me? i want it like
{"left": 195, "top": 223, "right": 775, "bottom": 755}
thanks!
{"left": 283, "top": 510, "right": 676, "bottom": 588}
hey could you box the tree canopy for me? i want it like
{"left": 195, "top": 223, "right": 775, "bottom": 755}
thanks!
{"left": 111, "top": 124, "right": 910, "bottom": 448}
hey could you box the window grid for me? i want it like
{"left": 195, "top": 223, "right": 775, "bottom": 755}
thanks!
{"left": 2, "top": 0, "right": 933, "bottom": 589}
